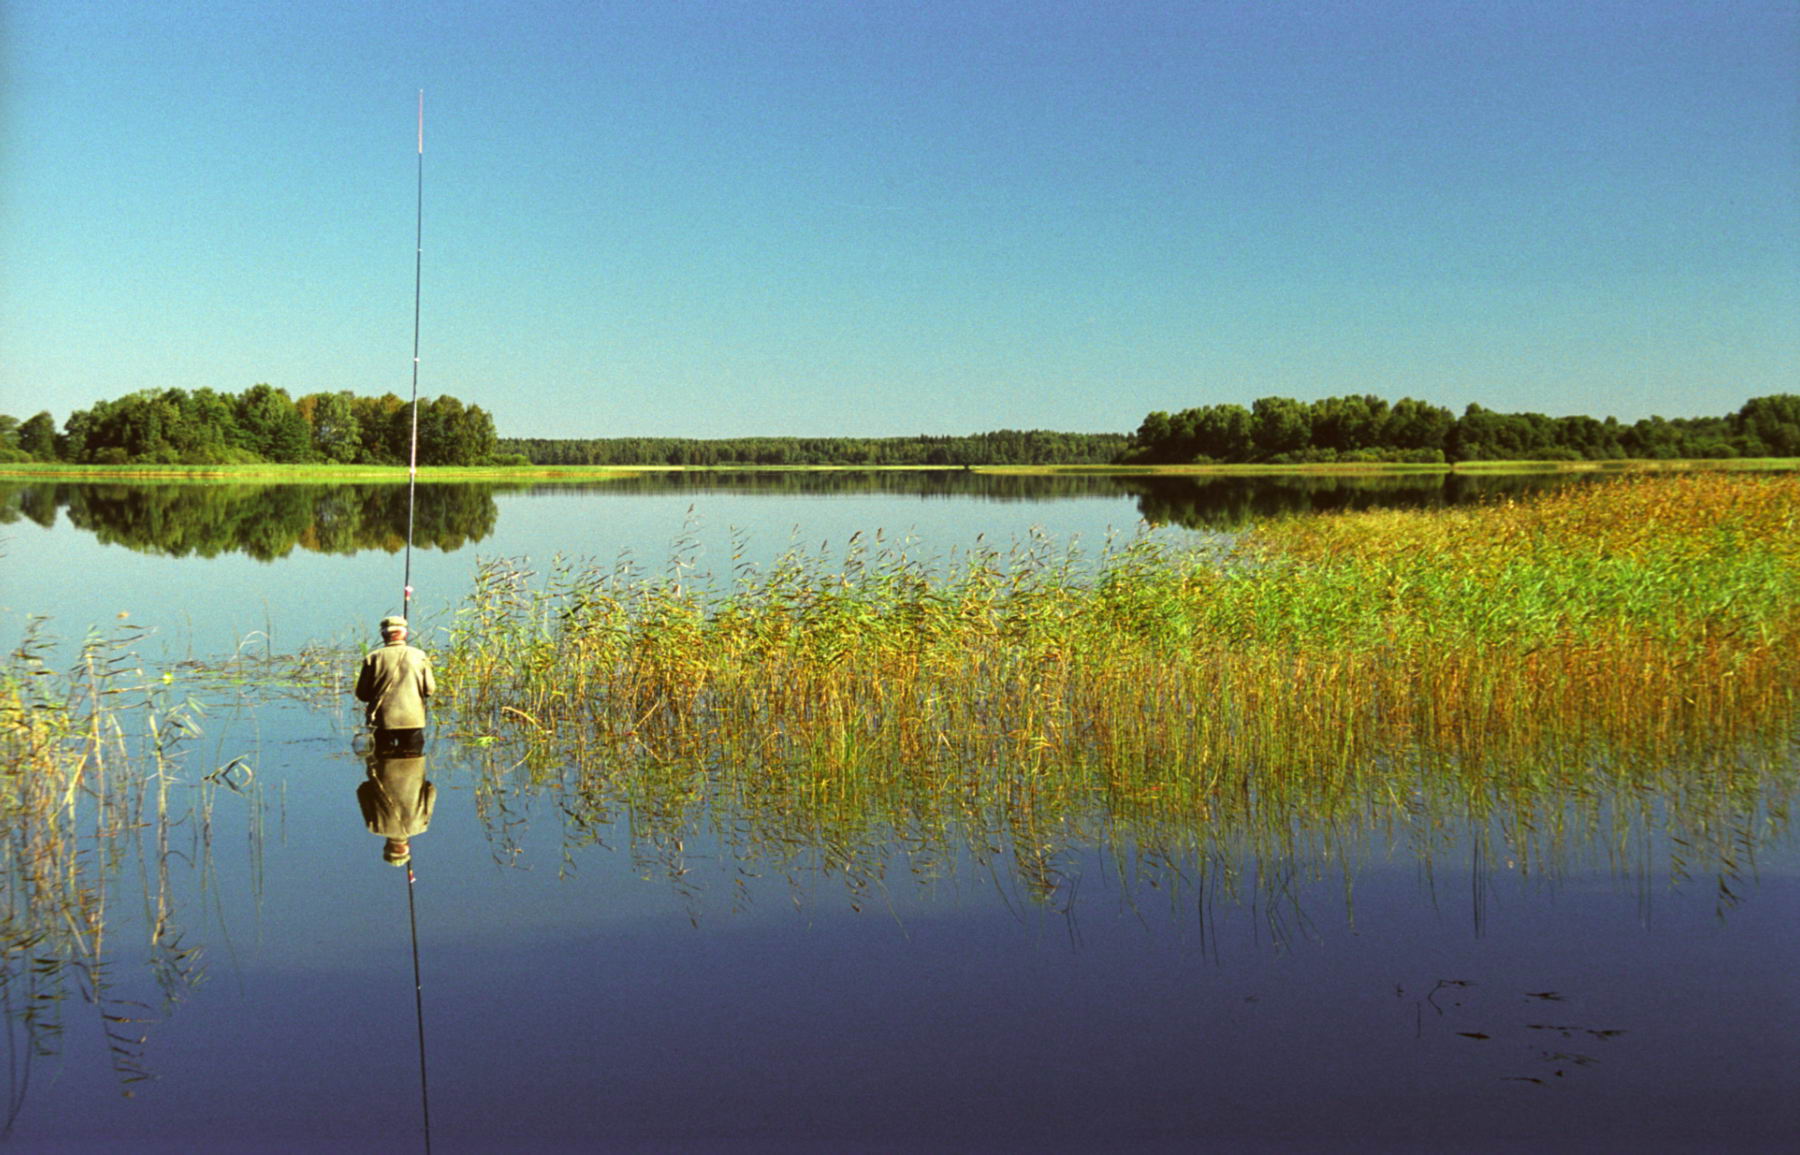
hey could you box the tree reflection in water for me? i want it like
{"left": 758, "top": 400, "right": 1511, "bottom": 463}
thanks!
{"left": 0, "top": 469, "right": 1621, "bottom": 558}
{"left": 0, "top": 482, "right": 500, "bottom": 560}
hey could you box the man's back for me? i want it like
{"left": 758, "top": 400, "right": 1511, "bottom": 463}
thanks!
{"left": 356, "top": 639, "right": 435, "bottom": 729}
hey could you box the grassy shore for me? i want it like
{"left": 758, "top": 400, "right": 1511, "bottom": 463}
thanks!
{"left": 0, "top": 461, "right": 599, "bottom": 482}
{"left": 3, "top": 457, "right": 1797, "bottom": 483}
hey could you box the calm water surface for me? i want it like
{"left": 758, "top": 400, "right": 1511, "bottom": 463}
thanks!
{"left": 3, "top": 473, "right": 1795, "bottom": 1152}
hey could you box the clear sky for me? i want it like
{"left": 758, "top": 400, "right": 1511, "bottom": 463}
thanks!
{"left": 2, "top": 1, "right": 1794, "bottom": 439}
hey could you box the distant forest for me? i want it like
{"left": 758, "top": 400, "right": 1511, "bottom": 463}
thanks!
{"left": 500, "top": 394, "right": 1799, "bottom": 466}
{"left": 500, "top": 430, "right": 1130, "bottom": 467}
{"left": 5, "top": 389, "right": 1796, "bottom": 468}
{"left": 0, "top": 386, "right": 500, "bottom": 466}
{"left": 1122, "top": 394, "right": 1800, "bottom": 465}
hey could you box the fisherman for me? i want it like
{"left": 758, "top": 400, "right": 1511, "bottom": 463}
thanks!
{"left": 355, "top": 615, "right": 436, "bottom": 756}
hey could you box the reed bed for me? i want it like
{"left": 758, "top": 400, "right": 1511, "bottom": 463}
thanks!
{"left": 1, "top": 625, "right": 215, "bottom": 1119}
{"left": 441, "top": 474, "right": 1800, "bottom": 905}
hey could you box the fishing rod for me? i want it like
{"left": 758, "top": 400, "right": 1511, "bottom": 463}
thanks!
{"left": 403, "top": 89, "right": 424, "bottom": 623}
{"left": 403, "top": 92, "right": 431, "bottom": 1155}
{"left": 406, "top": 859, "right": 432, "bottom": 1154}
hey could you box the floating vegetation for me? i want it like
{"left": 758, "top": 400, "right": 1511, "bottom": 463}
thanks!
{"left": 440, "top": 474, "right": 1800, "bottom": 909}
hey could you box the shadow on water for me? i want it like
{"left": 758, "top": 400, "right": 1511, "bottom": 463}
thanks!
{"left": 357, "top": 733, "right": 435, "bottom": 867}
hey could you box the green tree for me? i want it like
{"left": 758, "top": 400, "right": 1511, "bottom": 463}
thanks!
{"left": 1552, "top": 415, "right": 1621, "bottom": 459}
{"left": 58, "top": 405, "right": 95, "bottom": 462}
{"left": 1130, "top": 411, "right": 1176, "bottom": 462}
{"left": 412, "top": 395, "right": 498, "bottom": 465}
{"left": 235, "top": 384, "right": 311, "bottom": 462}
{"left": 17, "top": 411, "right": 58, "bottom": 460}
{"left": 1622, "top": 416, "right": 1682, "bottom": 459}
{"left": 1382, "top": 398, "right": 1455, "bottom": 452}
{"left": 1309, "top": 395, "right": 1389, "bottom": 453}
{"left": 64, "top": 390, "right": 180, "bottom": 461}
{"left": 1250, "top": 396, "right": 1312, "bottom": 459}
{"left": 299, "top": 391, "right": 364, "bottom": 463}
{"left": 175, "top": 388, "right": 245, "bottom": 462}
{"left": 0, "top": 414, "right": 24, "bottom": 463}
{"left": 1448, "top": 404, "right": 1558, "bottom": 461}
{"left": 349, "top": 393, "right": 409, "bottom": 463}
{"left": 1733, "top": 394, "right": 1800, "bottom": 457}
{"left": 1189, "top": 405, "right": 1253, "bottom": 462}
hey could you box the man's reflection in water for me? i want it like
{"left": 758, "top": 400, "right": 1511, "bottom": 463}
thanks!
{"left": 356, "top": 728, "right": 437, "bottom": 1147}
{"left": 358, "top": 730, "right": 435, "bottom": 866}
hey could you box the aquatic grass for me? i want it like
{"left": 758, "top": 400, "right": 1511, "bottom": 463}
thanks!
{"left": 441, "top": 474, "right": 1800, "bottom": 908}
{"left": 1, "top": 623, "right": 232, "bottom": 1121}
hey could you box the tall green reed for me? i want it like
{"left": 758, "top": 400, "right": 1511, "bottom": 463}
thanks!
{"left": 440, "top": 474, "right": 1800, "bottom": 913}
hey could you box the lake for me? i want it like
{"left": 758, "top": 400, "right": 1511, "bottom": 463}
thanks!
{"left": 3, "top": 470, "right": 1796, "bottom": 1153}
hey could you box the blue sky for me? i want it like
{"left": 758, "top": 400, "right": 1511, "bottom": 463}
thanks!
{"left": 2, "top": 1, "right": 1794, "bottom": 439}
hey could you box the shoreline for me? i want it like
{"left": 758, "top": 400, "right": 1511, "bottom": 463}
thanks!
{"left": 3, "top": 458, "right": 1797, "bottom": 483}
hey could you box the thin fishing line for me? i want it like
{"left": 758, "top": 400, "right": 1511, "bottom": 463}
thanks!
{"left": 406, "top": 862, "right": 432, "bottom": 1154}
{"left": 404, "top": 89, "right": 424, "bottom": 622}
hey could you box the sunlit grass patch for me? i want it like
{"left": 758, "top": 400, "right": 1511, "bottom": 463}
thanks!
{"left": 439, "top": 474, "right": 1799, "bottom": 906}
{"left": 428, "top": 471, "right": 1792, "bottom": 913}
{"left": 446, "top": 473, "right": 1798, "bottom": 767}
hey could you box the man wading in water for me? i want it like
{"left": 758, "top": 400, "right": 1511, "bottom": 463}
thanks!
{"left": 355, "top": 615, "right": 436, "bottom": 756}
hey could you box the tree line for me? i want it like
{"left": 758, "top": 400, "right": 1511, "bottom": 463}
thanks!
{"left": 1125, "top": 394, "right": 1800, "bottom": 464}
{"left": 7, "top": 388, "right": 1796, "bottom": 468}
{"left": 0, "top": 386, "right": 501, "bottom": 466}
{"left": 500, "top": 430, "right": 1131, "bottom": 467}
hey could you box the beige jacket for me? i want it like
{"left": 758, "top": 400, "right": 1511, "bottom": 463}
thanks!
{"left": 354, "top": 640, "right": 436, "bottom": 729}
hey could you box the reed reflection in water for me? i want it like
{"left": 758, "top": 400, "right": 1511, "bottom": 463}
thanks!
{"left": 1, "top": 626, "right": 257, "bottom": 1131}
